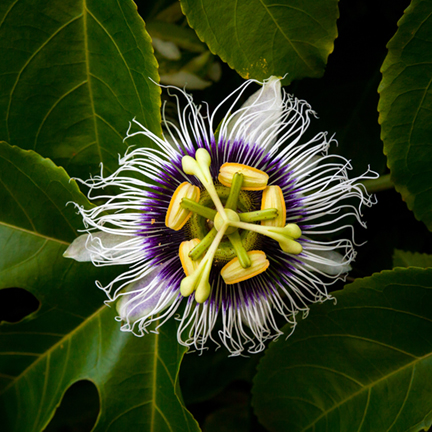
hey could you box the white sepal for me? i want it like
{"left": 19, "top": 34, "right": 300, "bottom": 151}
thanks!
{"left": 302, "top": 248, "right": 352, "bottom": 276}
{"left": 63, "top": 231, "right": 130, "bottom": 262}
{"left": 226, "top": 76, "right": 283, "bottom": 149}
{"left": 116, "top": 266, "right": 177, "bottom": 322}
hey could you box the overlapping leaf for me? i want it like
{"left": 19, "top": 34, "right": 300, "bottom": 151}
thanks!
{"left": 393, "top": 249, "right": 432, "bottom": 268}
{"left": 0, "top": 0, "right": 161, "bottom": 179}
{"left": 0, "top": 143, "right": 199, "bottom": 432}
{"left": 379, "top": 0, "right": 432, "bottom": 230}
{"left": 180, "top": 0, "right": 339, "bottom": 83}
{"left": 253, "top": 268, "right": 432, "bottom": 432}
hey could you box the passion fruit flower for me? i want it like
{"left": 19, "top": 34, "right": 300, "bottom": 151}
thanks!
{"left": 64, "top": 77, "right": 377, "bottom": 356}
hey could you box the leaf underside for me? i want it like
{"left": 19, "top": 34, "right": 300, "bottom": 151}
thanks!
{"left": 379, "top": 0, "right": 432, "bottom": 230}
{"left": 180, "top": 0, "right": 339, "bottom": 84}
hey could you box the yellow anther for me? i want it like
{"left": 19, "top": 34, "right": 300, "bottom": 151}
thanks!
{"left": 179, "top": 239, "right": 202, "bottom": 276}
{"left": 218, "top": 163, "right": 269, "bottom": 191}
{"left": 221, "top": 251, "right": 270, "bottom": 284}
{"left": 261, "top": 186, "right": 286, "bottom": 227}
{"left": 165, "top": 182, "right": 200, "bottom": 230}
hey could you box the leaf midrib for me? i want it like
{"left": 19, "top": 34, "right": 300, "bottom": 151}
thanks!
{"left": 0, "top": 304, "right": 106, "bottom": 396}
{"left": 82, "top": 0, "right": 103, "bottom": 168}
{"left": 0, "top": 221, "right": 70, "bottom": 246}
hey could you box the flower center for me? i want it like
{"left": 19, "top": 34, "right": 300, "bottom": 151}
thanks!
{"left": 214, "top": 209, "right": 239, "bottom": 234}
{"left": 165, "top": 148, "right": 303, "bottom": 303}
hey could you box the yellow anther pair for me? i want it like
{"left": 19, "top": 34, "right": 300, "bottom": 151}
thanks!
{"left": 165, "top": 182, "right": 200, "bottom": 231}
{"left": 219, "top": 163, "right": 269, "bottom": 190}
{"left": 179, "top": 240, "right": 270, "bottom": 285}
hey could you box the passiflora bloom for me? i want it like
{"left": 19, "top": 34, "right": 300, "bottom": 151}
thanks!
{"left": 64, "top": 77, "right": 377, "bottom": 356}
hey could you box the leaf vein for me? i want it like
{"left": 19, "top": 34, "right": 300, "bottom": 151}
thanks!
{"left": 34, "top": 80, "right": 87, "bottom": 150}
{"left": 356, "top": 388, "right": 370, "bottom": 432}
{"left": 257, "top": 0, "right": 314, "bottom": 71}
{"left": 386, "top": 364, "right": 415, "bottom": 431}
{"left": 5, "top": 14, "right": 82, "bottom": 141}
{"left": 85, "top": 7, "right": 146, "bottom": 123}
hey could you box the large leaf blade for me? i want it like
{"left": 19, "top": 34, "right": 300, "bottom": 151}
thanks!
{"left": 0, "top": 143, "right": 199, "bottom": 432}
{"left": 180, "top": 0, "right": 339, "bottom": 83}
{"left": 1, "top": 307, "right": 197, "bottom": 432}
{"left": 252, "top": 268, "right": 432, "bottom": 432}
{"left": 0, "top": 141, "right": 89, "bottom": 243}
{"left": 379, "top": 0, "right": 432, "bottom": 230}
{"left": 0, "top": 0, "right": 161, "bottom": 178}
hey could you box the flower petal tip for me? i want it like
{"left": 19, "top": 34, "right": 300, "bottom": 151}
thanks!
{"left": 63, "top": 233, "right": 92, "bottom": 262}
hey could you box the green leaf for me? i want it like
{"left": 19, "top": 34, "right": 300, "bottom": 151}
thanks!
{"left": 393, "top": 249, "right": 432, "bottom": 268}
{"left": 180, "top": 0, "right": 339, "bottom": 84}
{"left": 180, "top": 342, "right": 260, "bottom": 405}
{"left": 0, "top": 143, "right": 199, "bottom": 432}
{"left": 253, "top": 268, "right": 432, "bottom": 432}
{"left": 379, "top": 0, "right": 432, "bottom": 230}
{"left": 0, "top": 141, "right": 90, "bottom": 244}
{"left": 0, "top": 0, "right": 161, "bottom": 179}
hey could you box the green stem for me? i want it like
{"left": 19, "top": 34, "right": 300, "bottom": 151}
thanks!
{"left": 181, "top": 198, "right": 216, "bottom": 220}
{"left": 225, "top": 173, "right": 244, "bottom": 210}
{"left": 189, "top": 227, "right": 217, "bottom": 261}
{"left": 239, "top": 209, "right": 278, "bottom": 222}
{"left": 228, "top": 231, "right": 251, "bottom": 268}
{"left": 361, "top": 174, "right": 393, "bottom": 193}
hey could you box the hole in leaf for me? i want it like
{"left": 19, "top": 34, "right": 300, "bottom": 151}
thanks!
{"left": 0, "top": 288, "right": 40, "bottom": 323}
{"left": 44, "top": 380, "right": 100, "bottom": 432}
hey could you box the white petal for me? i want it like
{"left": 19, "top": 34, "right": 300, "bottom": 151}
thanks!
{"left": 159, "top": 71, "right": 211, "bottom": 90}
{"left": 63, "top": 231, "right": 132, "bottom": 262}
{"left": 152, "top": 37, "right": 181, "bottom": 60}
{"left": 227, "top": 76, "right": 283, "bottom": 149}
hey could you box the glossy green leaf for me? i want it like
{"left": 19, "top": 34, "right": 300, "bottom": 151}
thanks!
{"left": 393, "top": 249, "right": 432, "bottom": 268}
{"left": 0, "top": 143, "right": 199, "bottom": 432}
{"left": 253, "top": 268, "right": 432, "bottom": 432}
{"left": 379, "top": 0, "right": 432, "bottom": 230}
{"left": 180, "top": 0, "right": 339, "bottom": 84}
{"left": 0, "top": 0, "right": 161, "bottom": 179}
